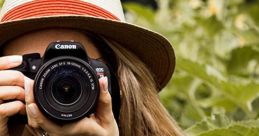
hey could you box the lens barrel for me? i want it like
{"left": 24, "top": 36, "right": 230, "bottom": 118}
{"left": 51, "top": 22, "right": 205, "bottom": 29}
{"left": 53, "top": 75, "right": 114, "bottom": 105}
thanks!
{"left": 34, "top": 56, "right": 99, "bottom": 122}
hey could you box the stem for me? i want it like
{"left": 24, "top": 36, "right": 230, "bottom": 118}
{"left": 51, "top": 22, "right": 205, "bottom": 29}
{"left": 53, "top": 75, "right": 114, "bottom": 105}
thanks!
{"left": 188, "top": 79, "right": 206, "bottom": 119}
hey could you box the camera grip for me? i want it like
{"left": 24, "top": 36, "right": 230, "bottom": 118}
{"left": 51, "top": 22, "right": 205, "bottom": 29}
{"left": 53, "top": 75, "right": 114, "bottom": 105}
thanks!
{"left": 11, "top": 53, "right": 42, "bottom": 79}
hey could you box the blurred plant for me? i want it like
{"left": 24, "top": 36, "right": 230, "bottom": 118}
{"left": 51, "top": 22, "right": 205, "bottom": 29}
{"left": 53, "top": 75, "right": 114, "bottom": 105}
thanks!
{"left": 0, "top": 0, "right": 3, "bottom": 8}
{"left": 124, "top": 0, "right": 259, "bottom": 135}
{"left": 121, "top": 0, "right": 158, "bottom": 9}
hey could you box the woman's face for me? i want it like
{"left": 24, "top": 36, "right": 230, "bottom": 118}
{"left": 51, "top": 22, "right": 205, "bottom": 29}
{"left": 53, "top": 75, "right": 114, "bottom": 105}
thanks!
{"left": 3, "top": 29, "right": 102, "bottom": 58}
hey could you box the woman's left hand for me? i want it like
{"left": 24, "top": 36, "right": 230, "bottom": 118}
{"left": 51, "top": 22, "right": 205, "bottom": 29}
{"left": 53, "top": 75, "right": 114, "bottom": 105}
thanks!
{"left": 24, "top": 76, "right": 119, "bottom": 136}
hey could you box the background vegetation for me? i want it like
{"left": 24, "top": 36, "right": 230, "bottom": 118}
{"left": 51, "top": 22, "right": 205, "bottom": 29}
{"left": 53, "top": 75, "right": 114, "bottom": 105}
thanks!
{"left": 123, "top": 0, "right": 259, "bottom": 135}
{"left": 1, "top": 0, "right": 259, "bottom": 135}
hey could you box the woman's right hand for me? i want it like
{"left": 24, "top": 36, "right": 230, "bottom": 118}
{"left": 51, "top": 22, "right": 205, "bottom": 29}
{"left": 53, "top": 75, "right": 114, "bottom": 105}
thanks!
{"left": 0, "top": 56, "right": 26, "bottom": 136}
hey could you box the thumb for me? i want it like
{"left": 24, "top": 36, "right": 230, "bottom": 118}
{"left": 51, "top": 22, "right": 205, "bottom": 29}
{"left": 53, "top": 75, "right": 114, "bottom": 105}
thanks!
{"left": 95, "top": 76, "right": 114, "bottom": 124}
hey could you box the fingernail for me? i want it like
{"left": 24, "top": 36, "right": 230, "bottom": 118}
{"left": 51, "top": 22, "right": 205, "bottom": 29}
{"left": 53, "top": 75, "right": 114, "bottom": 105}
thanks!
{"left": 99, "top": 76, "right": 108, "bottom": 91}
{"left": 104, "top": 76, "right": 108, "bottom": 91}
{"left": 8, "top": 55, "right": 22, "bottom": 63}
{"left": 28, "top": 104, "right": 37, "bottom": 118}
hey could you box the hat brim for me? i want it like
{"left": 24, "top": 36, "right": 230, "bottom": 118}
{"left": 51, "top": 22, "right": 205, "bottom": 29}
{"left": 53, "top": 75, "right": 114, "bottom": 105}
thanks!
{"left": 0, "top": 15, "right": 175, "bottom": 91}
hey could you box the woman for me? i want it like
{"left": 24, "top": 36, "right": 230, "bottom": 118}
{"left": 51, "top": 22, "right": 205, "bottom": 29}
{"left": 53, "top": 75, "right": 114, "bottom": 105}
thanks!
{"left": 0, "top": 0, "right": 184, "bottom": 136}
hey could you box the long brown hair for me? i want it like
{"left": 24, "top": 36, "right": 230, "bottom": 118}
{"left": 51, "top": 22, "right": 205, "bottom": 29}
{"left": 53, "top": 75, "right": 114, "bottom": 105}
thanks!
{"left": 103, "top": 38, "right": 184, "bottom": 136}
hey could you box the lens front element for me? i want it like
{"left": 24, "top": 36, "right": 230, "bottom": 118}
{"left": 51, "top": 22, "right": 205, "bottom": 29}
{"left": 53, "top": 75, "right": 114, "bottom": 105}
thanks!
{"left": 52, "top": 75, "right": 82, "bottom": 105}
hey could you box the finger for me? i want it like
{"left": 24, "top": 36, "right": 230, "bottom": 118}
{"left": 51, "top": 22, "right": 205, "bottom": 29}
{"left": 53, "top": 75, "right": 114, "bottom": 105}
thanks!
{"left": 26, "top": 103, "right": 61, "bottom": 133}
{"left": 0, "top": 101, "right": 25, "bottom": 117}
{"left": 0, "top": 70, "right": 25, "bottom": 87}
{"left": 95, "top": 77, "right": 114, "bottom": 125}
{"left": 19, "top": 105, "right": 26, "bottom": 115}
{"left": 60, "top": 116, "right": 103, "bottom": 135}
{"left": 24, "top": 77, "right": 34, "bottom": 105}
{"left": 0, "top": 55, "right": 22, "bottom": 70}
{"left": 24, "top": 77, "right": 37, "bottom": 129}
{"left": 27, "top": 103, "right": 101, "bottom": 136}
{"left": 0, "top": 86, "right": 25, "bottom": 101}
{"left": 24, "top": 78, "right": 62, "bottom": 134}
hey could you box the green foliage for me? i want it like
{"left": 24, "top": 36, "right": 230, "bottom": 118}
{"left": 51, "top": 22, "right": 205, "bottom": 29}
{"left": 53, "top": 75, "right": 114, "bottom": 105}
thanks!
{"left": 186, "top": 114, "right": 259, "bottom": 136}
{"left": 0, "top": 0, "right": 3, "bottom": 8}
{"left": 124, "top": 0, "right": 259, "bottom": 135}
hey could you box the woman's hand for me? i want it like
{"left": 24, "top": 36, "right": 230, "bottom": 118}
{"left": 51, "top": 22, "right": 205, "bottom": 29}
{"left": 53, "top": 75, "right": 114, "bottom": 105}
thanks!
{"left": 0, "top": 56, "right": 26, "bottom": 136}
{"left": 25, "top": 76, "right": 119, "bottom": 136}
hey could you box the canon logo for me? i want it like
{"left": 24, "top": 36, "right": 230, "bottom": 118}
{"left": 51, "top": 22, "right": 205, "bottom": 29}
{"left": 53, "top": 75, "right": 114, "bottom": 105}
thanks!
{"left": 55, "top": 44, "right": 77, "bottom": 49}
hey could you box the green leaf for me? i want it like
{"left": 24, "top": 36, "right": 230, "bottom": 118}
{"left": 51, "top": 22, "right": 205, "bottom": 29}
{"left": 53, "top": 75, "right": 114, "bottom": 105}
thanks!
{"left": 186, "top": 114, "right": 259, "bottom": 136}
{"left": 123, "top": 3, "right": 156, "bottom": 28}
{"left": 227, "top": 45, "right": 259, "bottom": 77}
{"left": 194, "top": 16, "right": 224, "bottom": 37}
{"left": 185, "top": 113, "right": 231, "bottom": 136}
{"left": 199, "top": 125, "right": 259, "bottom": 136}
{"left": 197, "top": 96, "right": 237, "bottom": 112}
{"left": 241, "top": 1, "right": 259, "bottom": 26}
{"left": 177, "top": 57, "right": 259, "bottom": 111}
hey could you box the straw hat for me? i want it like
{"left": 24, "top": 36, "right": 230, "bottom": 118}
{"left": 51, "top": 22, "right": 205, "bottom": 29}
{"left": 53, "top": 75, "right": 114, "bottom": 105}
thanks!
{"left": 0, "top": 0, "right": 175, "bottom": 91}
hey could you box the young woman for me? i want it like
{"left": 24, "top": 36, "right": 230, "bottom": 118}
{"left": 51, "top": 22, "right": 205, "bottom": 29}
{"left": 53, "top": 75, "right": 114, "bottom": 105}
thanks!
{"left": 0, "top": 0, "right": 184, "bottom": 136}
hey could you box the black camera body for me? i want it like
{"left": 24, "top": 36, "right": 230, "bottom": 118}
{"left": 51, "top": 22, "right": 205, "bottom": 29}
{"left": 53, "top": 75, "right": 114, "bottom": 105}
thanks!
{"left": 14, "top": 41, "right": 120, "bottom": 122}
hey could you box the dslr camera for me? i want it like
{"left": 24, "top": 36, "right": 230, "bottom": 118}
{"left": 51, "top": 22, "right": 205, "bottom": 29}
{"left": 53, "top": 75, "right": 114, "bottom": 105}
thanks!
{"left": 13, "top": 41, "right": 119, "bottom": 122}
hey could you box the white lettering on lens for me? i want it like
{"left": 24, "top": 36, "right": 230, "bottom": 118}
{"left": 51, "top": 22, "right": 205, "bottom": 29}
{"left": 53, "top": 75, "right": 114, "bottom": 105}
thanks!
{"left": 55, "top": 44, "right": 77, "bottom": 49}
{"left": 61, "top": 113, "right": 73, "bottom": 118}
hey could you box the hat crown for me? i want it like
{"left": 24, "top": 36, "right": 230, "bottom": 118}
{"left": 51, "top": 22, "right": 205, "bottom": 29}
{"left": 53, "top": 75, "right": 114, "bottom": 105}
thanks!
{"left": 0, "top": 0, "right": 125, "bottom": 22}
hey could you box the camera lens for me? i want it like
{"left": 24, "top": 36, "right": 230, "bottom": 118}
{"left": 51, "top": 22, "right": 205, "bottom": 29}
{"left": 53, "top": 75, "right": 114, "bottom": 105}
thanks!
{"left": 34, "top": 57, "right": 99, "bottom": 122}
{"left": 52, "top": 76, "right": 81, "bottom": 105}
